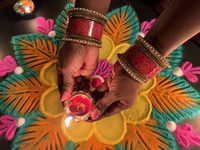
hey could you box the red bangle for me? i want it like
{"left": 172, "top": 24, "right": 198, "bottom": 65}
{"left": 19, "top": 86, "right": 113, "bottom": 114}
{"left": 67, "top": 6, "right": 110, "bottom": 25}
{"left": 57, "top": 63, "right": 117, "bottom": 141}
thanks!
{"left": 67, "top": 18, "right": 104, "bottom": 40}
{"left": 124, "top": 43, "right": 162, "bottom": 80}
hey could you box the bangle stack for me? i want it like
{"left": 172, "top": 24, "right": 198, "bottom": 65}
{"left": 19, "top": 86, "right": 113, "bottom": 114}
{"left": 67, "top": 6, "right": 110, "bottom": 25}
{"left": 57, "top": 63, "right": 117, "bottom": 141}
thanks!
{"left": 62, "top": 7, "right": 108, "bottom": 48}
{"left": 116, "top": 35, "right": 171, "bottom": 84}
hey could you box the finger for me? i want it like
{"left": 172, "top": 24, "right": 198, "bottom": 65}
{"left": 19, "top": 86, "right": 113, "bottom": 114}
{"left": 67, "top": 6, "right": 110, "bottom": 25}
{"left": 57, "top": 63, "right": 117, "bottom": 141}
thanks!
{"left": 82, "top": 74, "right": 92, "bottom": 92}
{"left": 88, "top": 102, "right": 123, "bottom": 122}
{"left": 91, "top": 81, "right": 109, "bottom": 103}
{"left": 56, "top": 64, "right": 63, "bottom": 93}
{"left": 74, "top": 76, "right": 83, "bottom": 91}
{"left": 87, "top": 101, "right": 126, "bottom": 122}
{"left": 60, "top": 70, "right": 74, "bottom": 102}
{"left": 91, "top": 93, "right": 114, "bottom": 120}
{"left": 106, "top": 72, "right": 114, "bottom": 88}
{"left": 99, "top": 101, "right": 127, "bottom": 119}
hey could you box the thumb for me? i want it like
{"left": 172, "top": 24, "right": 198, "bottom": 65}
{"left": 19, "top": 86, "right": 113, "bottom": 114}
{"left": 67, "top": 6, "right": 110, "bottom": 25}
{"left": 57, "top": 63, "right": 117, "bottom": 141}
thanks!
{"left": 91, "top": 81, "right": 114, "bottom": 120}
{"left": 91, "top": 95, "right": 114, "bottom": 120}
{"left": 59, "top": 70, "right": 74, "bottom": 102}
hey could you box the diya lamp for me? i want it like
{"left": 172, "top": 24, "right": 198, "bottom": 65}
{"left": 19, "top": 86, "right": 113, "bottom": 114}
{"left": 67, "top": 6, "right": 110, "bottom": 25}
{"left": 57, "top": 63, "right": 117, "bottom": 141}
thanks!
{"left": 64, "top": 90, "right": 95, "bottom": 123}
{"left": 13, "top": 0, "right": 35, "bottom": 16}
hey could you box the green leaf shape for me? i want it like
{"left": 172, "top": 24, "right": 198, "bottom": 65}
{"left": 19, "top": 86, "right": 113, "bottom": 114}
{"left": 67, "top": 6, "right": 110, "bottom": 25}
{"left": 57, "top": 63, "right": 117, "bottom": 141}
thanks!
{"left": 150, "top": 75, "right": 200, "bottom": 123}
{"left": 0, "top": 72, "right": 48, "bottom": 118}
{"left": 104, "top": 5, "right": 140, "bottom": 46}
{"left": 12, "top": 110, "right": 68, "bottom": 150}
{"left": 54, "top": 4, "right": 74, "bottom": 39}
{"left": 11, "top": 34, "right": 62, "bottom": 72}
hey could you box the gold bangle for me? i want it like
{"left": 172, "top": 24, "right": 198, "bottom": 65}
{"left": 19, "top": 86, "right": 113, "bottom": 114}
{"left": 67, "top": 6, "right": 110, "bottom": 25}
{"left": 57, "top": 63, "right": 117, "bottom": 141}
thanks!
{"left": 121, "top": 54, "right": 149, "bottom": 82}
{"left": 66, "top": 7, "right": 108, "bottom": 24}
{"left": 66, "top": 33, "right": 102, "bottom": 45}
{"left": 135, "top": 40, "right": 165, "bottom": 69}
{"left": 137, "top": 35, "right": 171, "bottom": 68}
{"left": 62, "top": 37, "right": 102, "bottom": 48}
{"left": 116, "top": 53, "right": 148, "bottom": 84}
{"left": 67, "top": 12, "right": 107, "bottom": 26}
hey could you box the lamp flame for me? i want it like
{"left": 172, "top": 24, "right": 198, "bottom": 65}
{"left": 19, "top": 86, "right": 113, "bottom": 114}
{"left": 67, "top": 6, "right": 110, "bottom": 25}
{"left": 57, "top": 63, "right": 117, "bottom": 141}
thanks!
{"left": 65, "top": 115, "right": 73, "bottom": 127}
{"left": 25, "top": 7, "right": 30, "bottom": 13}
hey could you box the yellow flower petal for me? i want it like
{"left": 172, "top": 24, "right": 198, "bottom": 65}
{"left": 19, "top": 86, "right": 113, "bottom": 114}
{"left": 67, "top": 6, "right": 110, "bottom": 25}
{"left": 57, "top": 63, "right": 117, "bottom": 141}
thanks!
{"left": 60, "top": 114, "right": 93, "bottom": 142}
{"left": 99, "top": 34, "right": 114, "bottom": 60}
{"left": 39, "top": 59, "right": 57, "bottom": 86}
{"left": 39, "top": 86, "right": 64, "bottom": 117}
{"left": 108, "top": 43, "right": 130, "bottom": 64}
{"left": 122, "top": 95, "right": 152, "bottom": 124}
{"left": 94, "top": 113, "right": 126, "bottom": 145}
{"left": 139, "top": 77, "right": 156, "bottom": 94}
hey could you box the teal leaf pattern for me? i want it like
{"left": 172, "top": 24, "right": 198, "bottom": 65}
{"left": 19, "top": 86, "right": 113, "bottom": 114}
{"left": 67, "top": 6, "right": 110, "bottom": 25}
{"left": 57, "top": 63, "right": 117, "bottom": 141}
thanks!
{"left": 12, "top": 110, "right": 68, "bottom": 150}
{"left": 11, "top": 34, "right": 61, "bottom": 72}
{"left": 54, "top": 4, "right": 74, "bottom": 39}
{"left": 0, "top": 72, "right": 48, "bottom": 118}
{"left": 104, "top": 5, "right": 140, "bottom": 45}
{"left": 150, "top": 75, "right": 200, "bottom": 123}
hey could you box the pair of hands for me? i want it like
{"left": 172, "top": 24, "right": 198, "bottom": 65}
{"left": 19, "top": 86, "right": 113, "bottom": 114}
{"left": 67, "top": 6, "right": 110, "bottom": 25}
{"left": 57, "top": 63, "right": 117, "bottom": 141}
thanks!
{"left": 57, "top": 42, "right": 141, "bottom": 122}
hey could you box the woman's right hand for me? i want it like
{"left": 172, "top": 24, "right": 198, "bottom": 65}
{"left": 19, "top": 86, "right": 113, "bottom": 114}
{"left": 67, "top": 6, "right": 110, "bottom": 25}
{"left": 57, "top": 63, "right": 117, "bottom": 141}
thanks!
{"left": 57, "top": 41, "right": 99, "bottom": 102}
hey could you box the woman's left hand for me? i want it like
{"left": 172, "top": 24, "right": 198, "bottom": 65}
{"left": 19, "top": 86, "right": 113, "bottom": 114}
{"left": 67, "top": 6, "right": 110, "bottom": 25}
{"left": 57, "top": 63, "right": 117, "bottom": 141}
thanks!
{"left": 88, "top": 61, "right": 142, "bottom": 121}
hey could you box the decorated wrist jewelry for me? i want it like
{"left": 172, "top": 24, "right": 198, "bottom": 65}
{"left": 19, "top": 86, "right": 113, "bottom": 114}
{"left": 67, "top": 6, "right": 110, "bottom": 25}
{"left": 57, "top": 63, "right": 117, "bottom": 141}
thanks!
{"left": 62, "top": 7, "right": 108, "bottom": 48}
{"left": 137, "top": 35, "right": 171, "bottom": 69}
{"left": 116, "top": 36, "right": 171, "bottom": 84}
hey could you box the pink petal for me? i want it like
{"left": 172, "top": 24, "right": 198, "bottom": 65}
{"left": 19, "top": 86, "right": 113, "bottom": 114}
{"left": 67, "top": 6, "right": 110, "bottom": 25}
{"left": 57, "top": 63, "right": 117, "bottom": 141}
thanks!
{"left": 174, "top": 133, "right": 190, "bottom": 147}
{"left": 36, "top": 26, "right": 48, "bottom": 34}
{"left": 149, "top": 19, "right": 156, "bottom": 25}
{"left": 140, "top": 19, "right": 156, "bottom": 35}
{"left": 0, "top": 61, "right": 4, "bottom": 67}
{"left": 181, "top": 61, "right": 192, "bottom": 73}
{"left": 0, "top": 115, "right": 16, "bottom": 127}
{"left": 5, "top": 124, "right": 17, "bottom": 140}
{"left": 0, "top": 56, "right": 17, "bottom": 76}
{"left": 46, "top": 19, "right": 54, "bottom": 31}
{"left": 177, "top": 124, "right": 193, "bottom": 133}
{"left": 190, "top": 66, "right": 200, "bottom": 74}
{"left": 36, "top": 17, "right": 46, "bottom": 27}
{"left": 188, "top": 134, "right": 200, "bottom": 146}
{"left": 4, "top": 55, "right": 17, "bottom": 71}
{"left": 36, "top": 17, "right": 54, "bottom": 34}
{"left": 184, "top": 71, "right": 198, "bottom": 83}
{"left": 0, "top": 126, "right": 8, "bottom": 135}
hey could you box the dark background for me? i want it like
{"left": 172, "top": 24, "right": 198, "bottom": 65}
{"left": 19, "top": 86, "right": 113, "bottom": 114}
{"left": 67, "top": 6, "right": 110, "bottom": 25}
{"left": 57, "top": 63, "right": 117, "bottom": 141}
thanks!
{"left": 0, "top": 0, "right": 200, "bottom": 149}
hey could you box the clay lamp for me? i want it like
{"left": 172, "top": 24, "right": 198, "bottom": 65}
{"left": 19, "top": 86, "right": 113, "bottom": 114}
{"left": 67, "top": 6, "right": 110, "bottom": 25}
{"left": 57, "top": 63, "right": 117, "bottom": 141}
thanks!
{"left": 64, "top": 91, "right": 94, "bottom": 122}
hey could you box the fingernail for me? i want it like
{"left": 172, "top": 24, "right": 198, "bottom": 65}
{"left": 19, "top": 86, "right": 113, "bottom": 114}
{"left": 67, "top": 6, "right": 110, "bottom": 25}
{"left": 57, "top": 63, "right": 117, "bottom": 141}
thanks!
{"left": 60, "top": 91, "right": 68, "bottom": 102}
{"left": 92, "top": 108, "right": 101, "bottom": 120}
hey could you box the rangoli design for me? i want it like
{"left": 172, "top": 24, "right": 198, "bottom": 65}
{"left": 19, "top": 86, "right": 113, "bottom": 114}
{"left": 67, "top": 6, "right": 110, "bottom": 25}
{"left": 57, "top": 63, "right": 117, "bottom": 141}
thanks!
{"left": 0, "top": 4, "right": 200, "bottom": 150}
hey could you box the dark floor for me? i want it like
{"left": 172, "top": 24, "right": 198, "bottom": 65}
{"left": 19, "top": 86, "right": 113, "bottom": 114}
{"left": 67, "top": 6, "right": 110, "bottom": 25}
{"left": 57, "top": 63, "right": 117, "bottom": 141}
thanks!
{"left": 0, "top": 0, "right": 200, "bottom": 149}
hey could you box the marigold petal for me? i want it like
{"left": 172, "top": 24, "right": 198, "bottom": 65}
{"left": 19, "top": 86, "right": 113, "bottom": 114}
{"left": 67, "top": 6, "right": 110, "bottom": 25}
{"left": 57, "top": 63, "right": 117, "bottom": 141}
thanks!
{"left": 122, "top": 95, "right": 152, "bottom": 124}
{"left": 60, "top": 114, "right": 93, "bottom": 143}
{"left": 39, "top": 86, "right": 64, "bottom": 117}
{"left": 94, "top": 113, "right": 126, "bottom": 145}
{"left": 39, "top": 59, "right": 57, "bottom": 86}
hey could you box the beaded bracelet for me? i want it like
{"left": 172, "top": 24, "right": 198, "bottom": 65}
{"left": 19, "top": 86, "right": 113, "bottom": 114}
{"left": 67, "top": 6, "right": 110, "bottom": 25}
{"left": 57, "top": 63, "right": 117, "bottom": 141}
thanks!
{"left": 62, "top": 7, "right": 108, "bottom": 48}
